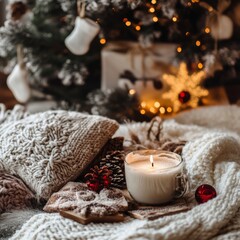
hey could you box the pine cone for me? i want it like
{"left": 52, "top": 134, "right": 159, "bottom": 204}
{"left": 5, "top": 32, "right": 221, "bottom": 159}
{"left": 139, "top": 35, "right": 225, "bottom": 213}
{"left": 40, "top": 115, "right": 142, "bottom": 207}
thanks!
{"left": 99, "top": 137, "right": 124, "bottom": 160}
{"left": 100, "top": 151, "right": 126, "bottom": 189}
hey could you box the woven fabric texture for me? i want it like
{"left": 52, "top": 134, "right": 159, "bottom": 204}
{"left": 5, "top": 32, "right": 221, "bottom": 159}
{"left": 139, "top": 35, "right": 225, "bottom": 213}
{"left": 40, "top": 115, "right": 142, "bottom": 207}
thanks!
{"left": 0, "top": 108, "right": 119, "bottom": 200}
{"left": 11, "top": 105, "right": 240, "bottom": 240}
{"left": 0, "top": 172, "right": 35, "bottom": 214}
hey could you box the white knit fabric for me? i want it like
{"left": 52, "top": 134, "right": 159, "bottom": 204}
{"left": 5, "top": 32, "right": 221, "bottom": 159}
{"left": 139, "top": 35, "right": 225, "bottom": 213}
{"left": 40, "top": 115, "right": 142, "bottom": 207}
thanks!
{"left": 0, "top": 107, "right": 119, "bottom": 200}
{"left": 11, "top": 105, "right": 240, "bottom": 240}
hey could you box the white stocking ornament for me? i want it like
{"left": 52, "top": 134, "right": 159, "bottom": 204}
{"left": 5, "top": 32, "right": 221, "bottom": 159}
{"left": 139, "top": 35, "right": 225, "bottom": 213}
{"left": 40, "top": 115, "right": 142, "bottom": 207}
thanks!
{"left": 7, "top": 46, "right": 31, "bottom": 103}
{"left": 65, "top": 1, "right": 100, "bottom": 55}
{"left": 7, "top": 65, "right": 31, "bottom": 103}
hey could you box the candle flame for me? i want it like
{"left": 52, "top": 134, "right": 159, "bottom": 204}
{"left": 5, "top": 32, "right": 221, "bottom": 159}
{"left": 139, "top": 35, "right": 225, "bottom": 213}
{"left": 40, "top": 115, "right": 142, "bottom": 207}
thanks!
{"left": 150, "top": 155, "right": 154, "bottom": 168}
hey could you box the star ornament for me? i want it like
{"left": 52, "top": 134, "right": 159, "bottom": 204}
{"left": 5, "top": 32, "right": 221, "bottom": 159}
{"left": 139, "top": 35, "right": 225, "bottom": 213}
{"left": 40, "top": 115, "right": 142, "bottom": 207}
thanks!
{"left": 162, "top": 62, "right": 209, "bottom": 112}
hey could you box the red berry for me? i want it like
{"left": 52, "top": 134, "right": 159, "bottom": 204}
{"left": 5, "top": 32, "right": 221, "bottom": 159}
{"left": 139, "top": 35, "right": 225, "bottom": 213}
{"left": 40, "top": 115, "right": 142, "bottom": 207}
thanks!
{"left": 178, "top": 91, "right": 191, "bottom": 104}
{"left": 87, "top": 180, "right": 100, "bottom": 192}
{"left": 103, "top": 180, "right": 110, "bottom": 187}
{"left": 195, "top": 184, "right": 217, "bottom": 204}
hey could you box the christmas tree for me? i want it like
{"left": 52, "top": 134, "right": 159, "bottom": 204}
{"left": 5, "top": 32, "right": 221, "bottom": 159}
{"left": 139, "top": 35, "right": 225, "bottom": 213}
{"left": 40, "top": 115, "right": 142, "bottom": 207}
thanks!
{"left": 0, "top": 0, "right": 239, "bottom": 122}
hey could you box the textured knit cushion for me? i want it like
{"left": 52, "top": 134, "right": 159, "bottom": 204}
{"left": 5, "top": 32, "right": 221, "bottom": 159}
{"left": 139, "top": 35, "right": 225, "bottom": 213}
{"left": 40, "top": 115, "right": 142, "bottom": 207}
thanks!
{"left": 0, "top": 111, "right": 119, "bottom": 200}
{"left": 0, "top": 172, "right": 35, "bottom": 214}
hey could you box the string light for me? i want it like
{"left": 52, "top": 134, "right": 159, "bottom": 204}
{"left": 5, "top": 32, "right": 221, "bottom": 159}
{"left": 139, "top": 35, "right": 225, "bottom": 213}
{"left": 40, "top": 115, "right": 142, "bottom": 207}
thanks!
{"left": 129, "top": 89, "right": 136, "bottom": 95}
{"left": 198, "top": 62, "right": 203, "bottom": 69}
{"left": 151, "top": 0, "right": 157, "bottom": 4}
{"left": 177, "top": 46, "right": 182, "bottom": 53}
{"left": 149, "top": 7, "right": 155, "bottom": 13}
{"left": 196, "top": 40, "right": 201, "bottom": 47}
{"left": 186, "top": 32, "right": 190, "bottom": 36}
{"left": 100, "top": 38, "right": 106, "bottom": 45}
{"left": 159, "top": 107, "right": 166, "bottom": 114}
{"left": 150, "top": 107, "right": 157, "bottom": 114}
{"left": 140, "top": 109, "right": 146, "bottom": 115}
{"left": 205, "top": 27, "right": 210, "bottom": 34}
{"left": 139, "top": 101, "right": 171, "bottom": 116}
{"left": 135, "top": 25, "right": 141, "bottom": 31}
{"left": 141, "top": 102, "right": 147, "bottom": 108}
{"left": 125, "top": 21, "right": 131, "bottom": 27}
{"left": 152, "top": 16, "right": 158, "bottom": 22}
{"left": 154, "top": 101, "right": 161, "bottom": 108}
{"left": 172, "top": 16, "right": 178, "bottom": 22}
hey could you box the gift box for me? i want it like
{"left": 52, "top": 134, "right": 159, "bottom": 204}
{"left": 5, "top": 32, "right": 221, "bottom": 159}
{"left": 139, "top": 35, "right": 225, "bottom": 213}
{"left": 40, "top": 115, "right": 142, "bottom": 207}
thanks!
{"left": 101, "top": 41, "right": 177, "bottom": 109}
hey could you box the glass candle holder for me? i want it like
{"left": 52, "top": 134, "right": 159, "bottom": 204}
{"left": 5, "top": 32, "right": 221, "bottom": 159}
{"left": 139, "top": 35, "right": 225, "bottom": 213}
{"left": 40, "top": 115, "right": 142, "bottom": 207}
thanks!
{"left": 125, "top": 150, "right": 187, "bottom": 205}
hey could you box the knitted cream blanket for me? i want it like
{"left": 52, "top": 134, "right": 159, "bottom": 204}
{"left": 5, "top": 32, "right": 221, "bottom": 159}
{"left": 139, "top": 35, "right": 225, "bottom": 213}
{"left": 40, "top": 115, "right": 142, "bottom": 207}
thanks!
{"left": 11, "top": 105, "right": 240, "bottom": 240}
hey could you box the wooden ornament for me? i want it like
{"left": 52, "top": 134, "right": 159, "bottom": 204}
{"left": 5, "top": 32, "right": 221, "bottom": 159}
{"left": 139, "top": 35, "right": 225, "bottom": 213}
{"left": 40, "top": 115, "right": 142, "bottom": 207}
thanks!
{"left": 60, "top": 211, "right": 125, "bottom": 225}
{"left": 209, "top": 14, "right": 233, "bottom": 40}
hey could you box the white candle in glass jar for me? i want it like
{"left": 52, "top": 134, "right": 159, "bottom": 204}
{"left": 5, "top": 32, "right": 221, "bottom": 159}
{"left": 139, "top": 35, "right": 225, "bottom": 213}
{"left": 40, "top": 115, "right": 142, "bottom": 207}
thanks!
{"left": 125, "top": 150, "right": 184, "bottom": 205}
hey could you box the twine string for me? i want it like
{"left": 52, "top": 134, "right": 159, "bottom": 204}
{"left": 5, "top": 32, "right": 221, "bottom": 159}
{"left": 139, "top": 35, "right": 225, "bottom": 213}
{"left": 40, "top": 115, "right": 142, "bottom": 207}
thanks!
{"left": 77, "top": 0, "right": 86, "bottom": 18}
{"left": 17, "top": 44, "right": 25, "bottom": 69}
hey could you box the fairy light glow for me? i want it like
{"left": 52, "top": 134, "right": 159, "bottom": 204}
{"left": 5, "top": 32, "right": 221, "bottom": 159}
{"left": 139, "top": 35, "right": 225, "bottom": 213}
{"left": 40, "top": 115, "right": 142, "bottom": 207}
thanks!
{"left": 196, "top": 40, "right": 201, "bottom": 47}
{"left": 177, "top": 47, "right": 182, "bottom": 53}
{"left": 119, "top": 2, "right": 211, "bottom": 116}
{"left": 125, "top": 21, "right": 131, "bottom": 26}
{"left": 149, "top": 7, "right": 155, "bottom": 13}
{"left": 172, "top": 16, "right": 178, "bottom": 22}
{"left": 140, "top": 109, "right": 146, "bottom": 115}
{"left": 160, "top": 107, "right": 166, "bottom": 114}
{"left": 152, "top": 16, "right": 158, "bottom": 22}
{"left": 135, "top": 25, "right": 141, "bottom": 31}
{"left": 141, "top": 102, "right": 147, "bottom": 108}
{"left": 139, "top": 101, "right": 171, "bottom": 116}
{"left": 205, "top": 27, "right": 210, "bottom": 34}
{"left": 129, "top": 89, "right": 136, "bottom": 95}
{"left": 154, "top": 101, "right": 161, "bottom": 108}
{"left": 150, "top": 107, "right": 157, "bottom": 114}
{"left": 198, "top": 62, "right": 203, "bottom": 69}
{"left": 100, "top": 38, "right": 106, "bottom": 44}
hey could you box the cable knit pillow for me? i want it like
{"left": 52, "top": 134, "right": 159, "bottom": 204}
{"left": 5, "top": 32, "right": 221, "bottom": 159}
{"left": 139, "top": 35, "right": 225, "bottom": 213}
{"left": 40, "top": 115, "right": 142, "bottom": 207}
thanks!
{"left": 0, "top": 111, "right": 119, "bottom": 200}
{"left": 0, "top": 172, "right": 35, "bottom": 214}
